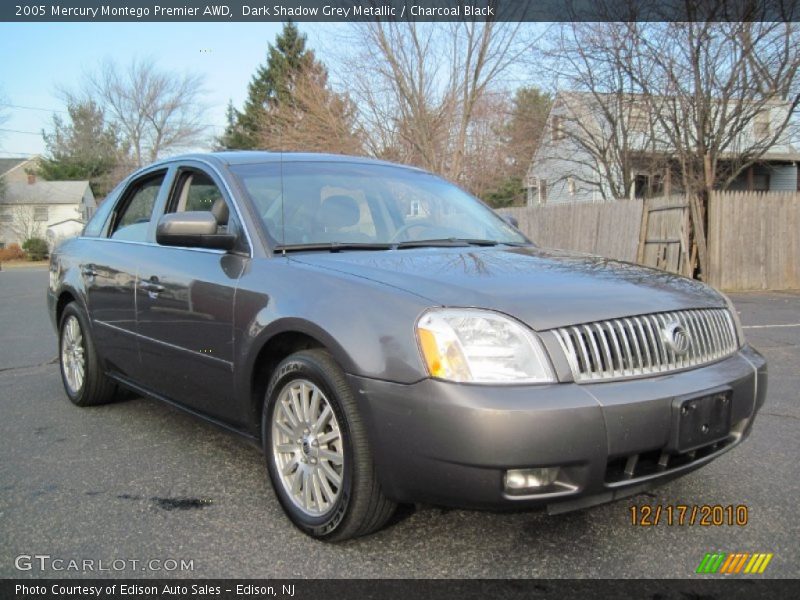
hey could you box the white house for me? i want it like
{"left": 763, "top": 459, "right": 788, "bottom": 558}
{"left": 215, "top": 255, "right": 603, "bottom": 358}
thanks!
{"left": 527, "top": 92, "right": 800, "bottom": 206}
{"left": 0, "top": 157, "right": 96, "bottom": 249}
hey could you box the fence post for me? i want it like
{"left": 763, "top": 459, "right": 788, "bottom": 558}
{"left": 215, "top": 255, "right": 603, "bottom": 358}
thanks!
{"left": 689, "top": 195, "right": 709, "bottom": 281}
{"left": 636, "top": 198, "right": 648, "bottom": 264}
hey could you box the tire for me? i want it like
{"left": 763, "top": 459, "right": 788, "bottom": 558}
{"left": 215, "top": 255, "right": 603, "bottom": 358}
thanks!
{"left": 58, "top": 302, "right": 117, "bottom": 407}
{"left": 262, "top": 349, "right": 396, "bottom": 541}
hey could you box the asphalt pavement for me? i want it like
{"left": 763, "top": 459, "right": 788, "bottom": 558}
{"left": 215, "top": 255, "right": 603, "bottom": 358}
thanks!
{"left": 1, "top": 266, "right": 798, "bottom": 578}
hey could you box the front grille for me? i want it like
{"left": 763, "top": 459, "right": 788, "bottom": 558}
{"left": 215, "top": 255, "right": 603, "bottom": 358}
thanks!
{"left": 552, "top": 308, "right": 738, "bottom": 382}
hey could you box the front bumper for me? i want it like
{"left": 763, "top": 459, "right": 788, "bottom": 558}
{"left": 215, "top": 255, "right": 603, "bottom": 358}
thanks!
{"left": 349, "top": 345, "right": 767, "bottom": 511}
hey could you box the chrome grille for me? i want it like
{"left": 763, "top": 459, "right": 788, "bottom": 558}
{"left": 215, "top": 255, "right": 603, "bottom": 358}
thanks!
{"left": 552, "top": 309, "right": 739, "bottom": 382}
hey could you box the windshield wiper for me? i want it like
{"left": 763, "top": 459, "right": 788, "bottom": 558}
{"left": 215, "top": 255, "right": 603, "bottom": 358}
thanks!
{"left": 395, "top": 238, "right": 500, "bottom": 249}
{"left": 274, "top": 242, "right": 394, "bottom": 254}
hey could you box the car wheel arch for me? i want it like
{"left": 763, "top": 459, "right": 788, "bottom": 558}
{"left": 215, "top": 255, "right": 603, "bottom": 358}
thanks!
{"left": 245, "top": 322, "right": 358, "bottom": 439}
{"left": 56, "top": 288, "right": 88, "bottom": 325}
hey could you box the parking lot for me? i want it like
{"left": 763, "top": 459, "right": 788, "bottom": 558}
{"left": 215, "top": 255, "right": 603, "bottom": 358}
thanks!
{"left": 1, "top": 266, "right": 798, "bottom": 578}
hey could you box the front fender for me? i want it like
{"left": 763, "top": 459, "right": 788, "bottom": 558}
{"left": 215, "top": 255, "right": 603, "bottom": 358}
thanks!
{"left": 232, "top": 257, "right": 434, "bottom": 433}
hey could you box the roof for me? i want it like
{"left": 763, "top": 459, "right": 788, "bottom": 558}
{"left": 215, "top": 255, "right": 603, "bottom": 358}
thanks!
{"left": 0, "top": 158, "right": 29, "bottom": 177}
{"left": 47, "top": 218, "right": 84, "bottom": 228}
{"left": 132, "top": 151, "right": 426, "bottom": 173}
{"left": 0, "top": 180, "right": 93, "bottom": 206}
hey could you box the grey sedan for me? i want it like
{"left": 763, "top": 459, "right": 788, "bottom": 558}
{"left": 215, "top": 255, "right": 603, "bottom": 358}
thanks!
{"left": 47, "top": 152, "right": 767, "bottom": 540}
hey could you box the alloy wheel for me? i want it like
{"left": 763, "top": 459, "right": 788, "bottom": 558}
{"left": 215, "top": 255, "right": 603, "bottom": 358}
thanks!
{"left": 61, "top": 315, "right": 86, "bottom": 395}
{"left": 271, "top": 379, "right": 345, "bottom": 517}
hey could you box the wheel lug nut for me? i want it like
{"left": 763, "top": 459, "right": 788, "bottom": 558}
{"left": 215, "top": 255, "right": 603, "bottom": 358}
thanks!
{"left": 310, "top": 458, "right": 317, "bottom": 464}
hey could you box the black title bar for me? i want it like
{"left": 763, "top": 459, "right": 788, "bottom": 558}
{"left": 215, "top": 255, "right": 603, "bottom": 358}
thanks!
{"left": 4, "top": 579, "right": 800, "bottom": 600}
{"left": 3, "top": 0, "right": 800, "bottom": 22}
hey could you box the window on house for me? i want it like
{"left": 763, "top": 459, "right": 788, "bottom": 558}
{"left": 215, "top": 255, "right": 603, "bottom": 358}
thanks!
{"left": 567, "top": 177, "right": 576, "bottom": 196}
{"left": 754, "top": 110, "right": 771, "bottom": 138}
{"left": 538, "top": 179, "right": 548, "bottom": 204}
{"left": 34, "top": 207, "right": 48, "bottom": 222}
{"left": 551, "top": 116, "right": 564, "bottom": 141}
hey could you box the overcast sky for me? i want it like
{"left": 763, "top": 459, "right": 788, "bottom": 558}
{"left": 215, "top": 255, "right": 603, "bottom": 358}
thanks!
{"left": 0, "top": 22, "right": 347, "bottom": 157}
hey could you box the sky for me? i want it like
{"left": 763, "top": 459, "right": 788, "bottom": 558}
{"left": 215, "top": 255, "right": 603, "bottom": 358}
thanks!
{"left": 0, "top": 22, "right": 347, "bottom": 158}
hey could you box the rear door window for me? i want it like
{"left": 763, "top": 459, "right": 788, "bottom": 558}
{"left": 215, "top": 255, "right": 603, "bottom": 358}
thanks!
{"left": 109, "top": 172, "right": 166, "bottom": 242}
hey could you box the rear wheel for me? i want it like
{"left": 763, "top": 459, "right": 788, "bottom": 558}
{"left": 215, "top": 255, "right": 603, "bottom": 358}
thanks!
{"left": 58, "top": 302, "right": 116, "bottom": 406}
{"left": 263, "top": 349, "right": 396, "bottom": 541}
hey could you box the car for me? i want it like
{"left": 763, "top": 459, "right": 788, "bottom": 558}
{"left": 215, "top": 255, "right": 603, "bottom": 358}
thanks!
{"left": 48, "top": 152, "right": 767, "bottom": 541}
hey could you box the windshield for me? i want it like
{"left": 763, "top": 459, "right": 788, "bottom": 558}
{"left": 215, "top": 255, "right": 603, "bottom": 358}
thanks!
{"left": 229, "top": 161, "right": 529, "bottom": 249}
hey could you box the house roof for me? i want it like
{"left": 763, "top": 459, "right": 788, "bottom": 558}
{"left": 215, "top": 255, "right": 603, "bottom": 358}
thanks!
{"left": 0, "top": 180, "right": 94, "bottom": 206}
{"left": 0, "top": 158, "right": 30, "bottom": 177}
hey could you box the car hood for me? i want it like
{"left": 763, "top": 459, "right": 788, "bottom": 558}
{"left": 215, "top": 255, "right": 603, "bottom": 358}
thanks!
{"left": 291, "top": 246, "right": 724, "bottom": 330}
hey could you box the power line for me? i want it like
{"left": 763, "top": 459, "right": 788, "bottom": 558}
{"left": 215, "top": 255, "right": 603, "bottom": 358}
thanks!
{"left": 0, "top": 128, "right": 41, "bottom": 136}
{"left": 0, "top": 103, "right": 67, "bottom": 114}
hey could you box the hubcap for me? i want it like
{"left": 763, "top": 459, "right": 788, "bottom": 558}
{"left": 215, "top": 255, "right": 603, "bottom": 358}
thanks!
{"left": 271, "top": 379, "right": 344, "bottom": 517}
{"left": 61, "top": 315, "right": 85, "bottom": 395}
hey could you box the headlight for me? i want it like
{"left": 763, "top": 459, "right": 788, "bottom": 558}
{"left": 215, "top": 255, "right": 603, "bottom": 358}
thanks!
{"left": 720, "top": 292, "right": 745, "bottom": 348}
{"left": 416, "top": 308, "right": 555, "bottom": 384}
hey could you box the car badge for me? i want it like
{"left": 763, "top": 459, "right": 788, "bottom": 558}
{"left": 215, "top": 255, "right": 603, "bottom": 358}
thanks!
{"left": 663, "top": 322, "right": 691, "bottom": 356}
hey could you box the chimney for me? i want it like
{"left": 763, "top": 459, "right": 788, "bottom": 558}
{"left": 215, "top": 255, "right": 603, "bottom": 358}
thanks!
{"left": 27, "top": 172, "right": 36, "bottom": 185}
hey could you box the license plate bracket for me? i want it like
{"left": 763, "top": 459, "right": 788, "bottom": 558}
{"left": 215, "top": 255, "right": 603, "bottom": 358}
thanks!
{"left": 668, "top": 389, "right": 732, "bottom": 453}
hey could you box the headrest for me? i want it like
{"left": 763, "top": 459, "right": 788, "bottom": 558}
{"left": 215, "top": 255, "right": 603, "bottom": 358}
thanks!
{"left": 211, "top": 198, "right": 229, "bottom": 225}
{"left": 319, "top": 195, "right": 360, "bottom": 229}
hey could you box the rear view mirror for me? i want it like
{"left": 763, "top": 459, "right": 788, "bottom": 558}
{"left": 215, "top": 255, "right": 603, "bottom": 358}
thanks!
{"left": 502, "top": 214, "right": 520, "bottom": 229}
{"left": 156, "top": 212, "right": 236, "bottom": 250}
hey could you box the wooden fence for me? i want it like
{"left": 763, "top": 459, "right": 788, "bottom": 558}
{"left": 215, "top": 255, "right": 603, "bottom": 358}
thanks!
{"left": 500, "top": 191, "right": 800, "bottom": 291}
{"left": 500, "top": 201, "right": 643, "bottom": 262}
{"left": 707, "top": 191, "right": 800, "bottom": 291}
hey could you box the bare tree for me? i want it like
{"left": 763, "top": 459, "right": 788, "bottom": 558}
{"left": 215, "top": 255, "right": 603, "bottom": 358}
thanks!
{"left": 10, "top": 205, "right": 44, "bottom": 242}
{"left": 256, "top": 63, "right": 364, "bottom": 155}
{"left": 538, "top": 23, "right": 675, "bottom": 201}
{"left": 541, "top": 18, "right": 800, "bottom": 202}
{"left": 539, "top": 15, "right": 800, "bottom": 277}
{"left": 340, "top": 21, "right": 536, "bottom": 190}
{"left": 627, "top": 20, "right": 800, "bottom": 197}
{"left": 458, "top": 91, "right": 516, "bottom": 200}
{"left": 75, "top": 58, "right": 209, "bottom": 167}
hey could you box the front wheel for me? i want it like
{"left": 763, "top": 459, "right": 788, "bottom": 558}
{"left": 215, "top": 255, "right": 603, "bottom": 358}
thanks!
{"left": 263, "top": 349, "right": 396, "bottom": 541}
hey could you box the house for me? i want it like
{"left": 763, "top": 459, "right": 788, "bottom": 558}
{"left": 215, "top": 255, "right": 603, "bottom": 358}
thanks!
{"left": 0, "top": 157, "right": 96, "bottom": 249}
{"left": 526, "top": 92, "right": 800, "bottom": 206}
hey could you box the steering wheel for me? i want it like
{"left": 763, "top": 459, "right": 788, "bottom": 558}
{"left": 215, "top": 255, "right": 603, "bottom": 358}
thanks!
{"left": 390, "top": 222, "right": 454, "bottom": 243}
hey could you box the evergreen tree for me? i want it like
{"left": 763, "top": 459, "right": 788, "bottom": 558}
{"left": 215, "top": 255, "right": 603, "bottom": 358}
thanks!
{"left": 219, "top": 22, "right": 322, "bottom": 150}
{"left": 38, "top": 100, "right": 126, "bottom": 198}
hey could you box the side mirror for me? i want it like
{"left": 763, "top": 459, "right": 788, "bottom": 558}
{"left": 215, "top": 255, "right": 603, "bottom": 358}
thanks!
{"left": 502, "top": 214, "right": 519, "bottom": 229}
{"left": 156, "top": 212, "right": 236, "bottom": 251}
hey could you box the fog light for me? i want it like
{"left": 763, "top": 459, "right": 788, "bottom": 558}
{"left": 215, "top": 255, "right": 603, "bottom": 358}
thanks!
{"left": 504, "top": 467, "right": 560, "bottom": 492}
